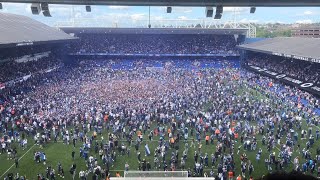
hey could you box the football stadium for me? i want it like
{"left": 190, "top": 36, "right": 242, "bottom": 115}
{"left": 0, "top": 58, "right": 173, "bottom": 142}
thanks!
{"left": 0, "top": 0, "right": 319, "bottom": 180}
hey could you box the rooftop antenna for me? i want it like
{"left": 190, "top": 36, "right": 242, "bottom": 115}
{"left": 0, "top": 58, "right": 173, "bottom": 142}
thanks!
{"left": 72, "top": 5, "right": 75, "bottom": 27}
{"left": 233, "top": 8, "right": 237, "bottom": 24}
{"left": 148, "top": 6, "right": 151, "bottom": 28}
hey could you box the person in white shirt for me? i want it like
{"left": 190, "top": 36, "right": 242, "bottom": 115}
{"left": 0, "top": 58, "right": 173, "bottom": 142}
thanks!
{"left": 294, "top": 156, "right": 299, "bottom": 168}
{"left": 79, "top": 170, "right": 85, "bottom": 180}
{"left": 125, "top": 162, "right": 129, "bottom": 171}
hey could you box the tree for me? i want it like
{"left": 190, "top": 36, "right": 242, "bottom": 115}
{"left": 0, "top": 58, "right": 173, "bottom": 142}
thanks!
{"left": 256, "top": 26, "right": 291, "bottom": 38}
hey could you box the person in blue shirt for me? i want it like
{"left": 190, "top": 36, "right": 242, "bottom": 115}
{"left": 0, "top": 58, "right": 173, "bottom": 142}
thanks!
{"left": 309, "top": 159, "right": 314, "bottom": 169}
{"left": 79, "top": 147, "right": 83, "bottom": 158}
{"left": 302, "top": 163, "right": 308, "bottom": 173}
{"left": 41, "top": 152, "right": 46, "bottom": 165}
{"left": 204, "top": 153, "right": 209, "bottom": 167}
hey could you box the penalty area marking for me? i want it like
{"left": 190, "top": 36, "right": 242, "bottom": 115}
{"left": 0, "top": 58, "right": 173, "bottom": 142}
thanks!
{"left": 0, "top": 144, "right": 36, "bottom": 179}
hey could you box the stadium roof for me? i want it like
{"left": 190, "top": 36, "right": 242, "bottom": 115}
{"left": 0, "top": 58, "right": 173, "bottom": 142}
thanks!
{"left": 5, "top": 0, "right": 320, "bottom": 6}
{"left": 62, "top": 27, "right": 247, "bottom": 35}
{"left": 0, "top": 12, "right": 76, "bottom": 48}
{"left": 238, "top": 37, "right": 320, "bottom": 62}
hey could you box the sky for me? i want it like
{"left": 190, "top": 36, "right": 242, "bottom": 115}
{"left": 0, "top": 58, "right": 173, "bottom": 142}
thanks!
{"left": 1, "top": 3, "right": 320, "bottom": 27}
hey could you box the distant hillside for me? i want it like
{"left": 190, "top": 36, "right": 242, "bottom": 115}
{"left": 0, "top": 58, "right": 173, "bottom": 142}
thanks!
{"left": 254, "top": 23, "right": 320, "bottom": 38}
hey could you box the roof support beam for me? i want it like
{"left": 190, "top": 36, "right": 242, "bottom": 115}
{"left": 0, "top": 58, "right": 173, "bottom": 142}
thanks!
{"left": 4, "top": 0, "right": 320, "bottom": 7}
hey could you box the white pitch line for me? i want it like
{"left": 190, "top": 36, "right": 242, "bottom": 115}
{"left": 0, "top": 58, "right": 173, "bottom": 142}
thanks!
{"left": 0, "top": 144, "right": 36, "bottom": 179}
{"left": 274, "top": 146, "right": 293, "bottom": 164}
{"left": 274, "top": 146, "right": 281, "bottom": 152}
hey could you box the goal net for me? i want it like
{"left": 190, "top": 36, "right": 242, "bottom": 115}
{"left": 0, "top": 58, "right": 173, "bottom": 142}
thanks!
{"left": 124, "top": 171, "right": 188, "bottom": 179}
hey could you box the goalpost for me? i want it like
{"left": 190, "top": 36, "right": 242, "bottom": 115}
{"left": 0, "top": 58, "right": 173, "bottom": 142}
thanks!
{"left": 124, "top": 171, "right": 188, "bottom": 179}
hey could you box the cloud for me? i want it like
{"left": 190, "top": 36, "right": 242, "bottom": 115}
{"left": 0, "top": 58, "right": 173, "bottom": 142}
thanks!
{"left": 49, "top": 5, "right": 74, "bottom": 17}
{"left": 108, "top": 6, "right": 129, "bottom": 10}
{"left": 239, "top": 18, "right": 259, "bottom": 23}
{"left": 130, "top": 13, "right": 145, "bottom": 21}
{"left": 223, "top": 7, "right": 250, "bottom": 13}
{"left": 303, "top": 10, "right": 313, "bottom": 15}
{"left": 157, "top": 7, "right": 193, "bottom": 13}
{"left": 295, "top": 19, "right": 313, "bottom": 24}
{"left": 2, "top": 3, "right": 29, "bottom": 13}
{"left": 172, "top": 7, "right": 193, "bottom": 13}
{"left": 178, "top": 16, "right": 188, "bottom": 20}
{"left": 74, "top": 12, "right": 83, "bottom": 18}
{"left": 261, "top": 19, "right": 286, "bottom": 24}
{"left": 3, "top": 3, "right": 27, "bottom": 9}
{"left": 182, "top": 9, "right": 193, "bottom": 13}
{"left": 294, "top": 10, "right": 318, "bottom": 17}
{"left": 153, "top": 16, "right": 164, "bottom": 20}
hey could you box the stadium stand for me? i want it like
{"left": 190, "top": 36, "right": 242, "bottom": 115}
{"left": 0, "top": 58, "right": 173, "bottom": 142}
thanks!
{"left": 0, "top": 52, "right": 62, "bottom": 82}
{"left": 0, "top": 12, "right": 75, "bottom": 85}
{"left": 246, "top": 53, "right": 320, "bottom": 84}
{"left": 239, "top": 38, "right": 320, "bottom": 97}
{"left": 63, "top": 28, "right": 246, "bottom": 56}
{"left": 0, "top": 12, "right": 76, "bottom": 48}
